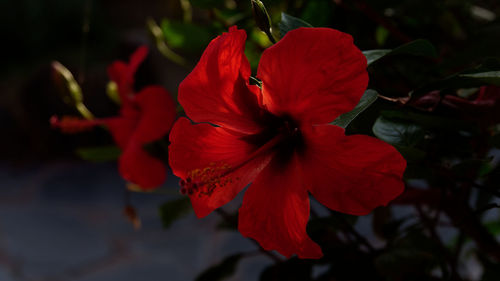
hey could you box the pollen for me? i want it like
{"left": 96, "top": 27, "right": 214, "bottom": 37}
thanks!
{"left": 180, "top": 162, "right": 234, "bottom": 197}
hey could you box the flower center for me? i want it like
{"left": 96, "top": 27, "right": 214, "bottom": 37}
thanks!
{"left": 179, "top": 114, "right": 304, "bottom": 197}
{"left": 179, "top": 162, "right": 233, "bottom": 196}
{"left": 273, "top": 116, "right": 305, "bottom": 165}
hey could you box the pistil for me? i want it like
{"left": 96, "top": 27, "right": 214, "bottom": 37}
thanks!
{"left": 180, "top": 132, "right": 286, "bottom": 197}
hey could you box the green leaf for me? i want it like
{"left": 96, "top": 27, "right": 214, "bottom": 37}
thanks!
{"left": 485, "top": 220, "right": 500, "bottom": 236}
{"left": 161, "top": 19, "right": 213, "bottom": 54}
{"left": 451, "top": 158, "right": 494, "bottom": 180}
{"left": 75, "top": 146, "right": 121, "bottom": 162}
{"left": 380, "top": 110, "right": 478, "bottom": 132}
{"left": 363, "top": 39, "right": 438, "bottom": 66}
{"left": 279, "top": 13, "right": 312, "bottom": 37}
{"left": 260, "top": 258, "right": 312, "bottom": 281}
{"left": 375, "top": 232, "right": 444, "bottom": 279}
{"left": 300, "top": 0, "right": 333, "bottom": 28}
{"left": 372, "top": 116, "right": 429, "bottom": 161}
{"left": 391, "top": 39, "right": 438, "bottom": 57}
{"left": 459, "top": 71, "right": 500, "bottom": 86}
{"left": 331, "top": 89, "right": 378, "bottom": 128}
{"left": 195, "top": 254, "right": 243, "bottom": 281}
{"left": 375, "top": 26, "right": 389, "bottom": 46}
{"left": 363, "top": 49, "right": 391, "bottom": 66}
{"left": 411, "top": 60, "right": 500, "bottom": 97}
{"left": 372, "top": 117, "right": 424, "bottom": 146}
{"left": 158, "top": 197, "right": 193, "bottom": 229}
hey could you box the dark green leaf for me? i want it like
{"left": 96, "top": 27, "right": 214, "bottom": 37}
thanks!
{"left": 375, "top": 232, "right": 443, "bottom": 279}
{"left": 195, "top": 254, "right": 243, "bottom": 281}
{"left": 391, "top": 39, "right": 438, "bottom": 58}
{"left": 490, "top": 133, "right": 500, "bottom": 149}
{"left": 76, "top": 146, "right": 121, "bottom": 162}
{"left": 409, "top": 59, "right": 500, "bottom": 98}
{"left": 481, "top": 257, "right": 500, "bottom": 281}
{"left": 363, "top": 39, "right": 437, "bottom": 66}
{"left": 362, "top": 49, "right": 391, "bottom": 66}
{"left": 331, "top": 89, "right": 378, "bottom": 128}
{"left": 260, "top": 258, "right": 313, "bottom": 281}
{"left": 158, "top": 197, "right": 192, "bottom": 229}
{"left": 451, "top": 158, "right": 494, "bottom": 180}
{"left": 459, "top": 71, "right": 500, "bottom": 86}
{"left": 375, "top": 26, "right": 389, "bottom": 46}
{"left": 372, "top": 116, "right": 425, "bottom": 146}
{"left": 215, "top": 211, "right": 238, "bottom": 231}
{"left": 161, "top": 19, "right": 213, "bottom": 53}
{"left": 380, "top": 110, "right": 478, "bottom": 133}
{"left": 395, "top": 146, "right": 427, "bottom": 162}
{"left": 279, "top": 13, "right": 312, "bottom": 37}
{"left": 300, "top": 0, "right": 333, "bottom": 27}
{"left": 484, "top": 220, "right": 500, "bottom": 236}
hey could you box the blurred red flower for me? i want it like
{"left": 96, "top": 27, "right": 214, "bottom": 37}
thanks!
{"left": 410, "top": 86, "right": 500, "bottom": 124}
{"left": 52, "top": 46, "right": 176, "bottom": 189}
{"left": 169, "top": 27, "right": 406, "bottom": 258}
{"left": 442, "top": 85, "right": 500, "bottom": 111}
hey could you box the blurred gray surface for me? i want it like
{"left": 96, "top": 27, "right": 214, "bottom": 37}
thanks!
{"left": 0, "top": 162, "right": 270, "bottom": 281}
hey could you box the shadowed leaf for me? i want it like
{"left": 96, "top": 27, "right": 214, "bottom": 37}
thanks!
{"left": 279, "top": 13, "right": 312, "bottom": 37}
{"left": 76, "top": 146, "right": 121, "bottom": 162}
{"left": 158, "top": 197, "right": 192, "bottom": 228}
{"left": 195, "top": 254, "right": 243, "bottom": 281}
{"left": 459, "top": 71, "right": 500, "bottom": 86}
{"left": 331, "top": 89, "right": 378, "bottom": 128}
{"left": 372, "top": 117, "right": 424, "bottom": 146}
{"left": 363, "top": 39, "right": 437, "bottom": 66}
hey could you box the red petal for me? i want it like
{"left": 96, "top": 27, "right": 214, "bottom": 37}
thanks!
{"left": 178, "top": 27, "right": 264, "bottom": 134}
{"left": 168, "top": 118, "right": 272, "bottom": 218}
{"left": 238, "top": 156, "right": 323, "bottom": 259}
{"left": 257, "top": 28, "right": 368, "bottom": 124}
{"left": 108, "top": 46, "right": 149, "bottom": 102}
{"left": 132, "top": 86, "right": 177, "bottom": 144}
{"left": 50, "top": 116, "right": 101, "bottom": 134}
{"left": 104, "top": 117, "right": 137, "bottom": 149}
{"left": 301, "top": 125, "right": 406, "bottom": 215}
{"left": 118, "top": 142, "right": 166, "bottom": 189}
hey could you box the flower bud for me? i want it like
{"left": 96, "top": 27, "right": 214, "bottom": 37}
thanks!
{"left": 251, "top": 0, "right": 276, "bottom": 43}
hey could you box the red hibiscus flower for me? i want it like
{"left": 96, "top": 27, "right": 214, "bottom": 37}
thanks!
{"left": 169, "top": 27, "right": 406, "bottom": 258}
{"left": 52, "top": 46, "right": 176, "bottom": 190}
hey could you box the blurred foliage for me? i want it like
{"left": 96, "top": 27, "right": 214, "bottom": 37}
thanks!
{"left": 158, "top": 196, "right": 193, "bottom": 228}
{"left": 195, "top": 254, "right": 244, "bottom": 281}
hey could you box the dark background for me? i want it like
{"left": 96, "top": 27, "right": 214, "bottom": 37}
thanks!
{"left": 1, "top": 1, "right": 500, "bottom": 281}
